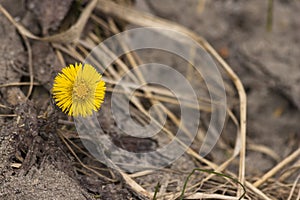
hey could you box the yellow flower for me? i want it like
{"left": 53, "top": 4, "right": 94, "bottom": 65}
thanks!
{"left": 52, "top": 63, "right": 106, "bottom": 117}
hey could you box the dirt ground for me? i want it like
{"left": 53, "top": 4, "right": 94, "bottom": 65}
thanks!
{"left": 0, "top": 0, "right": 299, "bottom": 200}
{"left": 136, "top": 0, "right": 300, "bottom": 173}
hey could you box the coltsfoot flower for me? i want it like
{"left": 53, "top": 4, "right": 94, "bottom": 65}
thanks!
{"left": 52, "top": 63, "right": 106, "bottom": 117}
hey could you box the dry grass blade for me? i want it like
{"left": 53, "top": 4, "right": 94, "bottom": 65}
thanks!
{"left": 119, "top": 171, "right": 152, "bottom": 199}
{"left": 287, "top": 173, "right": 300, "bottom": 200}
{"left": 95, "top": 0, "right": 247, "bottom": 197}
{"left": 254, "top": 148, "right": 300, "bottom": 187}
{"left": 279, "top": 164, "right": 300, "bottom": 182}
{"left": 0, "top": 114, "right": 17, "bottom": 117}
{"left": 0, "top": 104, "right": 12, "bottom": 110}
{"left": 57, "top": 130, "right": 116, "bottom": 183}
{"left": 103, "top": 78, "right": 213, "bottom": 108}
{"left": 173, "top": 108, "right": 241, "bottom": 199}
{"left": 248, "top": 143, "right": 280, "bottom": 162}
{"left": 196, "top": 108, "right": 240, "bottom": 186}
{"left": 55, "top": 49, "right": 67, "bottom": 67}
{"left": 105, "top": 87, "right": 211, "bottom": 111}
{"left": 0, "top": 82, "right": 40, "bottom": 88}
{"left": 108, "top": 18, "right": 166, "bottom": 123}
{"left": 0, "top": 0, "right": 98, "bottom": 43}
{"left": 128, "top": 170, "right": 155, "bottom": 178}
{"left": 52, "top": 43, "right": 85, "bottom": 62}
{"left": 179, "top": 168, "right": 246, "bottom": 200}
{"left": 80, "top": 28, "right": 211, "bottom": 177}
{"left": 185, "top": 193, "right": 241, "bottom": 200}
{"left": 244, "top": 183, "right": 272, "bottom": 200}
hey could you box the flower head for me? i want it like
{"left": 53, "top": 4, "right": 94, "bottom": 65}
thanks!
{"left": 52, "top": 63, "right": 106, "bottom": 117}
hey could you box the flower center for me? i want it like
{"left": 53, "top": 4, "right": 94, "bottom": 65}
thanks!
{"left": 74, "top": 82, "right": 89, "bottom": 99}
